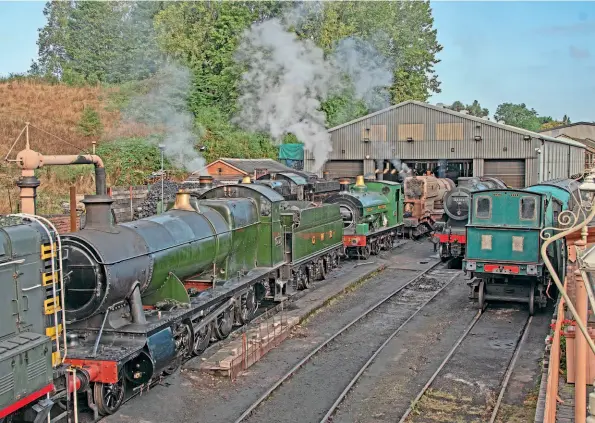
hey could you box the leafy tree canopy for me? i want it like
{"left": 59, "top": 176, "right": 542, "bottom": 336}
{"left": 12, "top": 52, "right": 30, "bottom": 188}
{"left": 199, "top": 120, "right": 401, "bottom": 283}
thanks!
{"left": 446, "top": 100, "right": 489, "bottom": 118}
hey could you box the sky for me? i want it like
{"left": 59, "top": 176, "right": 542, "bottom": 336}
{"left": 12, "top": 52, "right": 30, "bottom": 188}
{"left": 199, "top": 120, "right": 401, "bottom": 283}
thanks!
{"left": 0, "top": 1, "right": 593, "bottom": 122}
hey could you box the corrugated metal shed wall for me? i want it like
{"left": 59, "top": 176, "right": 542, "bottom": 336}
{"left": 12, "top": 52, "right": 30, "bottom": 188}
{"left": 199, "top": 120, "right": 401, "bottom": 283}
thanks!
{"left": 304, "top": 102, "right": 585, "bottom": 184}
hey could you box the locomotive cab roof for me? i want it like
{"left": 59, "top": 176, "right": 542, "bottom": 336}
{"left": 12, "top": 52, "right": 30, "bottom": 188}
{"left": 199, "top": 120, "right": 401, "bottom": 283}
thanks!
{"left": 199, "top": 182, "right": 285, "bottom": 202}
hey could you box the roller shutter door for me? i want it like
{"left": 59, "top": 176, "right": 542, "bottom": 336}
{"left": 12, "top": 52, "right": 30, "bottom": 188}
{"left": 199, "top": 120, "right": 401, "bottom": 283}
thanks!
{"left": 324, "top": 160, "right": 364, "bottom": 179}
{"left": 483, "top": 159, "right": 526, "bottom": 188}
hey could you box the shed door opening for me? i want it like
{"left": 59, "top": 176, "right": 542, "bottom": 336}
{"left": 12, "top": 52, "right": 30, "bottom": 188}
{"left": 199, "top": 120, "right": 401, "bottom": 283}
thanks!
{"left": 324, "top": 160, "right": 364, "bottom": 180}
{"left": 483, "top": 159, "right": 526, "bottom": 188}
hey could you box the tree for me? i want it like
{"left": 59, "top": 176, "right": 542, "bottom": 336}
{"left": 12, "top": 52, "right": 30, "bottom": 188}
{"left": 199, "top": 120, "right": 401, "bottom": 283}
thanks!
{"left": 154, "top": 1, "right": 286, "bottom": 115}
{"left": 33, "top": 1, "right": 74, "bottom": 77}
{"left": 493, "top": 103, "right": 542, "bottom": 132}
{"left": 293, "top": 1, "right": 442, "bottom": 104}
{"left": 446, "top": 100, "right": 489, "bottom": 117}
{"left": 33, "top": 1, "right": 164, "bottom": 84}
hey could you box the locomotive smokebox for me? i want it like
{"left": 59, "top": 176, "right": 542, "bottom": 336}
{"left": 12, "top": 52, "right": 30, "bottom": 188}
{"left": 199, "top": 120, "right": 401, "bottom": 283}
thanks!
{"left": 198, "top": 175, "right": 213, "bottom": 189}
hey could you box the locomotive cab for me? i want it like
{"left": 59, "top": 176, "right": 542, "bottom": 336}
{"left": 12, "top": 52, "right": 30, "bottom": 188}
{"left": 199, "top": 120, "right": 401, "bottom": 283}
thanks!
{"left": 463, "top": 189, "right": 564, "bottom": 314}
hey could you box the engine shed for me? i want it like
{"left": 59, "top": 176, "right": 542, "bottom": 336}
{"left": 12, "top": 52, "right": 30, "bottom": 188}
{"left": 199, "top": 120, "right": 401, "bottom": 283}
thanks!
{"left": 310, "top": 100, "right": 586, "bottom": 188}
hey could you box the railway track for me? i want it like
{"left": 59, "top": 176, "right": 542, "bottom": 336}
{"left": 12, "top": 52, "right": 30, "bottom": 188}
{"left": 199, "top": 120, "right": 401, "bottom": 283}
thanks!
{"left": 234, "top": 261, "right": 460, "bottom": 423}
{"left": 398, "top": 306, "right": 533, "bottom": 423}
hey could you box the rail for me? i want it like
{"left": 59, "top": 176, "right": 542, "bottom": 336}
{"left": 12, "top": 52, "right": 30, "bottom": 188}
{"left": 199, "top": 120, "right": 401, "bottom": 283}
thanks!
{"left": 234, "top": 260, "right": 449, "bottom": 423}
{"left": 398, "top": 308, "right": 533, "bottom": 423}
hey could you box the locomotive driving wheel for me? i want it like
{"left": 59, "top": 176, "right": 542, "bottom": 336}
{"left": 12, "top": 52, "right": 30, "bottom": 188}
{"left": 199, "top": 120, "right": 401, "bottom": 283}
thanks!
{"left": 164, "top": 322, "right": 192, "bottom": 375}
{"left": 529, "top": 281, "right": 535, "bottom": 316}
{"left": 320, "top": 258, "right": 329, "bottom": 280}
{"left": 193, "top": 321, "right": 212, "bottom": 354}
{"left": 478, "top": 280, "right": 485, "bottom": 310}
{"left": 214, "top": 307, "right": 234, "bottom": 340}
{"left": 359, "top": 245, "right": 371, "bottom": 260}
{"left": 94, "top": 373, "right": 125, "bottom": 416}
{"left": 239, "top": 287, "right": 257, "bottom": 324}
{"left": 371, "top": 240, "right": 381, "bottom": 256}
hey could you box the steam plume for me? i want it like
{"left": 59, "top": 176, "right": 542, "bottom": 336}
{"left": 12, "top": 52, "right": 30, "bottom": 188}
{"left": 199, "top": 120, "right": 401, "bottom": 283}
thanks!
{"left": 123, "top": 63, "right": 205, "bottom": 174}
{"left": 233, "top": 19, "right": 339, "bottom": 171}
{"left": 332, "top": 36, "right": 393, "bottom": 111}
{"left": 234, "top": 9, "right": 393, "bottom": 172}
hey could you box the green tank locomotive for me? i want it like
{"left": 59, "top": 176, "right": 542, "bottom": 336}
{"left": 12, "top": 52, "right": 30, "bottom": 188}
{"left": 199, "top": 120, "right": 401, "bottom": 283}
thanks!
{"left": 463, "top": 186, "right": 568, "bottom": 314}
{"left": 324, "top": 176, "right": 404, "bottom": 259}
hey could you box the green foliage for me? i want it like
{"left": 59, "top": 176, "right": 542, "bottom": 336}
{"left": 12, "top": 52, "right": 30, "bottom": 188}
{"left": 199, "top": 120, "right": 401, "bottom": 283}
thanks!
{"left": 34, "top": 1, "right": 164, "bottom": 84}
{"left": 96, "top": 138, "right": 174, "bottom": 185}
{"left": 294, "top": 1, "right": 442, "bottom": 105}
{"left": 154, "top": 1, "right": 286, "bottom": 115}
{"left": 494, "top": 103, "right": 542, "bottom": 132}
{"left": 195, "top": 107, "right": 278, "bottom": 162}
{"left": 447, "top": 100, "right": 489, "bottom": 118}
{"left": 77, "top": 106, "right": 103, "bottom": 137}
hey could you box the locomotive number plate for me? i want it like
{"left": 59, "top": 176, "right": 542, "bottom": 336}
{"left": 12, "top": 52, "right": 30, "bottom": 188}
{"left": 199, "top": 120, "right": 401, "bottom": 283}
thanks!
{"left": 484, "top": 264, "right": 520, "bottom": 274}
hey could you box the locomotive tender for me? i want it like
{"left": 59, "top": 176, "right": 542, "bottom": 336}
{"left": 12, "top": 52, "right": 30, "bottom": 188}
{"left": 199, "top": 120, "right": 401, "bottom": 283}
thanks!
{"left": 463, "top": 178, "right": 581, "bottom": 314}
{"left": 434, "top": 177, "right": 507, "bottom": 260}
{"left": 0, "top": 180, "right": 346, "bottom": 421}
{"left": 324, "top": 176, "right": 404, "bottom": 259}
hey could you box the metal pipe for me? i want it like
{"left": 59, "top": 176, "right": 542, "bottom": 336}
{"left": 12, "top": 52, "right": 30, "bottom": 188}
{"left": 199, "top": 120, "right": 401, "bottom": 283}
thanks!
{"left": 92, "top": 308, "right": 111, "bottom": 357}
{"left": 129, "top": 284, "right": 147, "bottom": 325}
{"left": 544, "top": 279, "right": 566, "bottom": 423}
{"left": 576, "top": 268, "right": 588, "bottom": 423}
{"left": 541, "top": 206, "right": 595, "bottom": 357}
{"left": 70, "top": 186, "right": 77, "bottom": 232}
{"left": 15, "top": 148, "right": 107, "bottom": 197}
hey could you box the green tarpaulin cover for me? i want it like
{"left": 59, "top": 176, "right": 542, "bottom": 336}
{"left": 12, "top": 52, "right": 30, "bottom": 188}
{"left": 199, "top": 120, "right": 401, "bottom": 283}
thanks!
{"left": 279, "top": 144, "right": 304, "bottom": 160}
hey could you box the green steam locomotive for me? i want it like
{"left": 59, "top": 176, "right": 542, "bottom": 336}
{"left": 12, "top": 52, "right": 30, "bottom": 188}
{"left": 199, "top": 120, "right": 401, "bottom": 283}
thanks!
{"left": 0, "top": 180, "right": 345, "bottom": 422}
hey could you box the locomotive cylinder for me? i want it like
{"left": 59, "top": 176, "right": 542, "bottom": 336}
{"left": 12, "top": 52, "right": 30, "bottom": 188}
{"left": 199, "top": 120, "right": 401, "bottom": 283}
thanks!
{"left": 62, "top": 193, "right": 234, "bottom": 322}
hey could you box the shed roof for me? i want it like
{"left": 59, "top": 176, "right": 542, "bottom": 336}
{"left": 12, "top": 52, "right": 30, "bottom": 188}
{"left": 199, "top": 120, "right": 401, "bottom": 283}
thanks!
{"left": 538, "top": 122, "right": 595, "bottom": 132}
{"left": 328, "top": 100, "right": 586, "bottom": 150}
{"left": 192, "top": 158, "right": 309, "bottom": 177}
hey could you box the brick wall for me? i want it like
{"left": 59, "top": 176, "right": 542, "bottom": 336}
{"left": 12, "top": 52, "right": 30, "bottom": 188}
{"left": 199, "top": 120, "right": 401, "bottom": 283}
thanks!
{"left": 46, "top": 214, "right": 80, "bottom": 234}
{"left": 109, "top": 185, "right": 149, "bottom": 223}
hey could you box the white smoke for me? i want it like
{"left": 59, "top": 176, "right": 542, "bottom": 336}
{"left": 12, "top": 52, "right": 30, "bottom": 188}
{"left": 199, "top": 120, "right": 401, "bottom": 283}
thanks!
{"left": 233, "top": 19, "right": 339, "bottom": 171}
{"left": 391, "top": 159, "right": 412, "bottom": 179}
{"left": 332, "top": 36, "right": 393, "bottom": 111}
{"left": 234, "top": 10, "right": 393, "bottom": 172}
{"left": 123, "top": 63, "right": 205, "bottom": 174}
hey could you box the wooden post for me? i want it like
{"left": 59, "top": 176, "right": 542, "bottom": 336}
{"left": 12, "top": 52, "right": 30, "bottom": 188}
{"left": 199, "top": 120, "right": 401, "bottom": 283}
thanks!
{"left": 130, "top": 186, "right": 133, "bottom": 221}
{"left": 69, "top": 186, "right": 77, "bottom": 232}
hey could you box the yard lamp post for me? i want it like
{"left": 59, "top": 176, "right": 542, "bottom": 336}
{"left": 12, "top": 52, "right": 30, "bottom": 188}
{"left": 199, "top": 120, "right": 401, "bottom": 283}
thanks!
{"left": 159, "top": 144, "right": 165, "bottom": 214}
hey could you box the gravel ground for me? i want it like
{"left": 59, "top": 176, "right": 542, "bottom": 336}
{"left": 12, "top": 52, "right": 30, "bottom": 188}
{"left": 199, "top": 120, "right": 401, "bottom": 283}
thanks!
{"left": 330, "top": 273, "right": 477, "bottom": 423}
{"left": 103, "top": 240, "right": 439, "bottom": 423}
{"left": 494, "top": 306, "right": 553, "bottom": 423}
{"left": 240, "top": 267, "right": 460, "bottom": 423}
{"left": 407, "top": 304, "right": 531, "bottom": 423}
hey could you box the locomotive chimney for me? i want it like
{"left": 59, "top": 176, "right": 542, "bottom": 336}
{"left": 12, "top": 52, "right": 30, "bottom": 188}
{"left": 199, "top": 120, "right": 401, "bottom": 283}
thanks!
{"left": 375, "top": 159, "right": 384, "bottom": 181}
{"left": 198, "top": 175, "right": 213, "bottom": 189}
{"left": 323, "top": 171, "right": 330, "bottom": 180}
{"left": 81, "top": 195, "right": 115, "bottom": 231}
{"left": 173, "top": 191, "right": 194, "bottom": 211}
{"left": 339, "top": 177, "right": 350, "bottom": 191}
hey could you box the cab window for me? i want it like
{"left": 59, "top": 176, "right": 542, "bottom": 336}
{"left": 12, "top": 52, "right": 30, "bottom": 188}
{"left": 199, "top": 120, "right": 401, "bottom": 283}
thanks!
{"left": 476, "top": 196, "right": 491, "bottom": 219}
{"left": 520, "top": 197, "right": 536, "bottom": 220}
